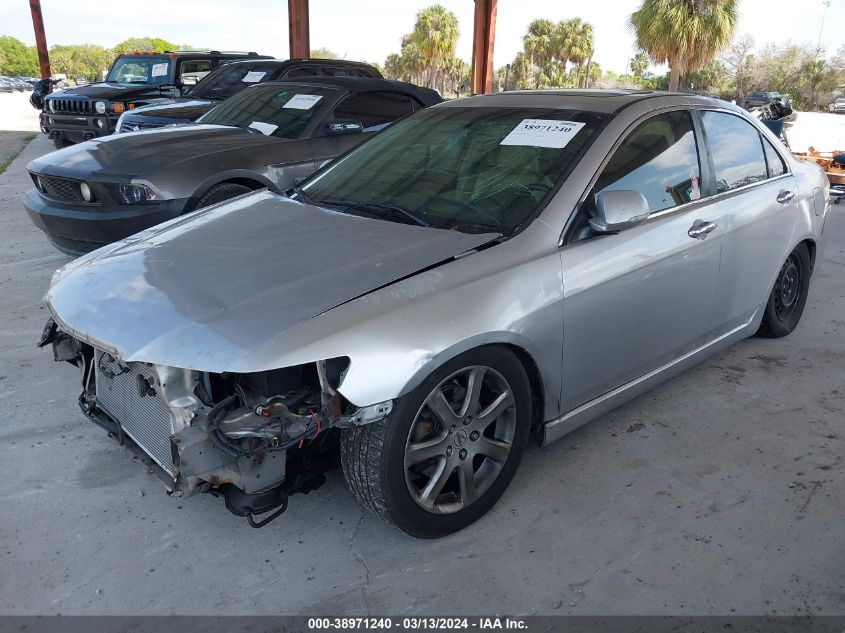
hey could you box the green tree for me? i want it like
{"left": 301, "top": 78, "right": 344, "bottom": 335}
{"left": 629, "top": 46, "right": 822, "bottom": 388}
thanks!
{"left": 113, "top": 37, "right": 178, "bottom": 55}
{"left": 629, "top": 52, "right": 650, "bottom": 77}
{"left": 523, "top": 19, "right": 556, "bottom": 68}
{"left": 0, "top": 36, "right": 39, "bottom": 76}
{"left": 310, "top": 47, "right": 338, "bottom": 59}
{"left": 629, "top": 0, "right": 738, "bottom": 92}
{"left": 557, "top": 18, "right": 594, "bottom": 88}
{"left": 409, "top": 4, "right": 459, "bottom": 89}
{"left": 50, "top": 44, "right": 112, "bottom": 82}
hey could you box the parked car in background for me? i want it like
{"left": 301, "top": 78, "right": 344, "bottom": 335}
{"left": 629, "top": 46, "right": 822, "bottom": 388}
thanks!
{"left": 42, "top": 50, "right": 272, "bottom": 148}
{"left": 25, "top": 77, "right": 441, "bottom": 254}
{"left": 115, "top": 58, "right": 382, "bottom": 133}
{"left": 829, "top": 97, "right": 845, "bottom": 114}
{"left": 1, "top": 76, "right": 29, "bottom": 91}
{"left": 0, "top": 79, "right": 14, "bottom": 93}
{"left": 743, "top": 91, "right": 791, "bottom": 110}
{"left": 40, "top": 90, "right": 828, "bottom": 537}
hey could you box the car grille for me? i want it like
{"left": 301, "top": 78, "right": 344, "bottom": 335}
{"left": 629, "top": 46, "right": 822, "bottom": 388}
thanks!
{"left": 48, "top": 97, "right": 94, "bottom": 115}
{"left": 119, "top": 119, "right": 166, "bottom": 133}
{"left": 95, "top": 350, "right": 177, "bottom": 477}
{"left": 32, "top": 174, "right": 84, "bottom": 203}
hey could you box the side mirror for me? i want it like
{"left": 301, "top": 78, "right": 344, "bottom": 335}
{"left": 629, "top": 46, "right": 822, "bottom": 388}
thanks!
{"left": 326, "top": 119, "right": 364, "bottom": 136}
{"left": 589, "top": 190, "right": 650, "bottom": 233}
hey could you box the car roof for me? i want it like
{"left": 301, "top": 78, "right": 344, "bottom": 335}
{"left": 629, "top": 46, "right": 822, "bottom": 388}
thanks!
{"left": 221, "top": 58, "right": 377, "bottom": 69}
{"left": 262, "top": 76, "right": 442, "bottom": 105}
{"left": 437, "top": 89, "right": 724, "bottom": 114}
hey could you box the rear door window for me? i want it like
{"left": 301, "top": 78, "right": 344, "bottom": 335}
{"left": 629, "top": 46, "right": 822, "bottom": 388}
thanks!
{"left": 328, "top": 91, "right": 416, "bottom": 132}
{"left": 283, "top": 67, "right": 319, "bottom": 78}
{"left": 762, "top": 138, "right": 787, "bottom": 178}
{"left": 701, "top": 111, "right": 768, "bottom": 192}
{"left": 321, "top": 66, "right": 355, "bottom": 77}
{"left": 179, "top": 60, "right": 212, "bottom": 86}
{"left": 592, "top": 109, "right": 702, "bottom": 213}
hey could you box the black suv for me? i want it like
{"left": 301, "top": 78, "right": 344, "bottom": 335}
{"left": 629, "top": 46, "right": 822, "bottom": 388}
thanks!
{"left": 743, "top": 91, "right": 792, "bottom": 110}
{"left": 43, "top": 50, "right": 272, "bottom": 148}
{"left": 115, "top": 58, "right": 382, "bottom": 133}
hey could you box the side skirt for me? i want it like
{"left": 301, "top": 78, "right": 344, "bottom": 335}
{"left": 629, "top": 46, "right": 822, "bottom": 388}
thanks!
{"left": 542, "top": 315, "right": 759, "bottom": 445}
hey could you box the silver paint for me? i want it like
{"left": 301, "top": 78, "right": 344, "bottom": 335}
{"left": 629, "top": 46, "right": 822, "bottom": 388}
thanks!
{"left": 45, "top": 92, "right": 829, "bottom": 439}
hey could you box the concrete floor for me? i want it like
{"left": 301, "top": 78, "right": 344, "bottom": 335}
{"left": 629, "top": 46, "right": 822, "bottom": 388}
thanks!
{"left": 1, "top": 125, "right": 844, "bottom": 616}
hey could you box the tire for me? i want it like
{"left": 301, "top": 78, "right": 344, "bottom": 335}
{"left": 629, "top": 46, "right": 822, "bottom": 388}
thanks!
{"left": 340, "top": 346, "right": 531, "bottom": 538}
{"left": 757, "top": 243, "right": 811, "bottom": 338}
{"left": 53, "top": 136, "right": 73, "bottom": 149}
{"left": 194, "top": 183, "right": 254, "bottom": 209}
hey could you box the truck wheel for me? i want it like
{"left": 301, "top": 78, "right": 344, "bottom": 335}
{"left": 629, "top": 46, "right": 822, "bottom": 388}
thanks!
{"left": 53, "top": 137, "right": 73, "bottom": 149}
{"left": 195, "top": 183, "right": 254, "bottom": 209}
{"left": 757, "top": 243, "right": 811, "bottom": 338}
{"left": 340, "top": 346, "right": 531, "bottom": 538}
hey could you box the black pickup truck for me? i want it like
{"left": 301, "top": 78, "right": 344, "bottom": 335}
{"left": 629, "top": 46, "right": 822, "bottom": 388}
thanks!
{"left": 42, "top": 50, "right": 272, "bottom": 148}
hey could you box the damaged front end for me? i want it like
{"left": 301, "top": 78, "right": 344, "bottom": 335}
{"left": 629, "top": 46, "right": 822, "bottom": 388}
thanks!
{"left": 39, "top": 317, "right": 391, "bottom": 527}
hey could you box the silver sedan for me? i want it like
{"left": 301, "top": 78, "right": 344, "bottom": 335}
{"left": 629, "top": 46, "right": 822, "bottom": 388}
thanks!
{"left": 41, "top": 90, "right": 830, "bottom": 537}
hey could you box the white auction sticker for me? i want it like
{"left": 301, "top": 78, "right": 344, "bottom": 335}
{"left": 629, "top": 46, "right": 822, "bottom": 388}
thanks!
{"left": 283, "top": 94, "right": 323, "bottom": 109}
{"left": 150, "top": 63, "right": 169, "bottom": 78}
{"left": 242, "top": 71, "right": 267, "bottom": 83}
{"left": 500, "top": 119, "right": 586, "bottom": 149}
{"left": 248, "top": 121, "right": 278, "bottom": 136}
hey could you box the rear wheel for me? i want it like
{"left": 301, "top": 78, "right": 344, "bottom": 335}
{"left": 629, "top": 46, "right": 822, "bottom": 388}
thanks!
{"left": 341, "top": 346, "right": 531, "bottom": 538}
{"left": 195, "top": 183, "right": 254, "bottom": 209}
{"left": 757, "top": 243, "right": 811, "bottom": 338}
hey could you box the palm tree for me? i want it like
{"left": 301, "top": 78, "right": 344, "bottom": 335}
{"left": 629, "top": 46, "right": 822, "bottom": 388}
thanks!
{"left": 410, "top": 4, "right": 459, "bottom": 89}
{"left": 556, "top": 18, "right": 594, "bottom": 88}
{"left": 630, "top": 0, "right": 738, "bottom": 92}
{"left": 523, "top": 19, "right": 556, "bottom": 67}
{"left": 630, "top": 52, "right": 650, "bottom": 77}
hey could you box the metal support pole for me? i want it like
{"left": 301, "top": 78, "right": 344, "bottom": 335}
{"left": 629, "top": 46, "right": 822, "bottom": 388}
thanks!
{"left": 288, "top": 0, "right": 311, "bottom": 59}
{"left": 470, "top": 0, "right": 497, "bottom": 94}
{"left": 29, "top": 0, "right": 51, "bottom": 78}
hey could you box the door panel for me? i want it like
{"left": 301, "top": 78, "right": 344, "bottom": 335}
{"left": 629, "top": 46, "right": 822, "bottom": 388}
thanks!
{"left": 699, "top": 110, "right": 799, "bottom": 330}
{"left": 559, "top": 109, "right": 721, "bottom": 411}
{"left": 561, "top": 206, "right": 722, "bottom": 410}
{"left": 714, "top": 176, "right": 798, "bottom": 329}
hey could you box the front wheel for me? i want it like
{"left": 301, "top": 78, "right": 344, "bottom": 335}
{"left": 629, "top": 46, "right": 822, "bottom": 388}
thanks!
{"left": 341, "top": 346, "right": 531, "bottom": 538}
{"left": 757, "top": 243, "right": 811, "bottom": 338}
{"left": 194, "top": 183, "right": 254, "bottom": 209}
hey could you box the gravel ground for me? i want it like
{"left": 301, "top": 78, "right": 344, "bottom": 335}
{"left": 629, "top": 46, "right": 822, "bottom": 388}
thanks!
{"left": 0, "top": 99, "right": 843, "bottom": 616}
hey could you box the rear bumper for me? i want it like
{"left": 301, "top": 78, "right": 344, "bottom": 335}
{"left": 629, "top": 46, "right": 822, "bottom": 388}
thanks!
{"left": 24, "top": 188, "right": 188, "bottom": 254}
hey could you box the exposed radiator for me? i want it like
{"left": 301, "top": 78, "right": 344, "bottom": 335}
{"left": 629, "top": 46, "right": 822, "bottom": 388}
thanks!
{"left": 95, "top": 350, "right": 176, "bottom": 477}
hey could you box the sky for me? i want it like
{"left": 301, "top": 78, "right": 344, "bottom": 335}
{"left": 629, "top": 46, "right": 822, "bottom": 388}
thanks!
{"left": 1, "top": 0, "right": 843, "bottom": 75}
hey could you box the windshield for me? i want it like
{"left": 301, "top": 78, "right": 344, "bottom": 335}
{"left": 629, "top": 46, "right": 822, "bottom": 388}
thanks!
{"left": 191, "top": 62, "right": 280, "bottom": 100}
{"left": 198, "top": 83, "right": 336, "bottom": 138}
{"left": 298, "top": 106, "right": 604, "bottom": 236}
{"left": 107, "top": 56, "right": 172, "bottom": 84}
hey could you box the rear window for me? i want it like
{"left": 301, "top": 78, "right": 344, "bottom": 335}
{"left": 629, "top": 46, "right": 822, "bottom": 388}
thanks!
{"left": 192, "top": 63, "right": 282, "bottom": 100}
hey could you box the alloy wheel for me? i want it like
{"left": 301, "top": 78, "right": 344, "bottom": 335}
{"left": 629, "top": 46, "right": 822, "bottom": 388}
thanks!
{"left": 403, "top": 365, "right": 517, "bottom": 514}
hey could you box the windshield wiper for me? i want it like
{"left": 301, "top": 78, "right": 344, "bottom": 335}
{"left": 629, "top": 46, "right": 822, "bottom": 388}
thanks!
{"left": 289, "top": 185, "right": 312, "bottom": 205}
{"left": 318, "top": 198, "right": 431, "bottom": 228}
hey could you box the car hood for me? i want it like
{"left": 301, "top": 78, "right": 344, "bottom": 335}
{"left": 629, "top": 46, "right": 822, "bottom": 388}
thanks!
{"left": 46, "top": 190, "right": 498, "bottom": 372}
{"left": 49, "top": 82, "right": 166, "bottom": 100}
{"left": 27, "top": 125, "right": 287, "bottom": 179}
{"left": 124, "top": 98, "right": 217, "bottom": 121}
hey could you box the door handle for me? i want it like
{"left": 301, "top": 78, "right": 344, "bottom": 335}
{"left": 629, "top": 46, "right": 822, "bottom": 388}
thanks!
{"left": 688, "top": 219, "right": 718, "bottom": 240}
{"left": 777, "top": 190, "right": 794, "bottom": 204}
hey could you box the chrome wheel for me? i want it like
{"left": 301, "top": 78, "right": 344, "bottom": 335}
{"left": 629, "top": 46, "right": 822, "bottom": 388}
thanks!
{"left": 403, "top": 366, "right": 517, "bottom": 514}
